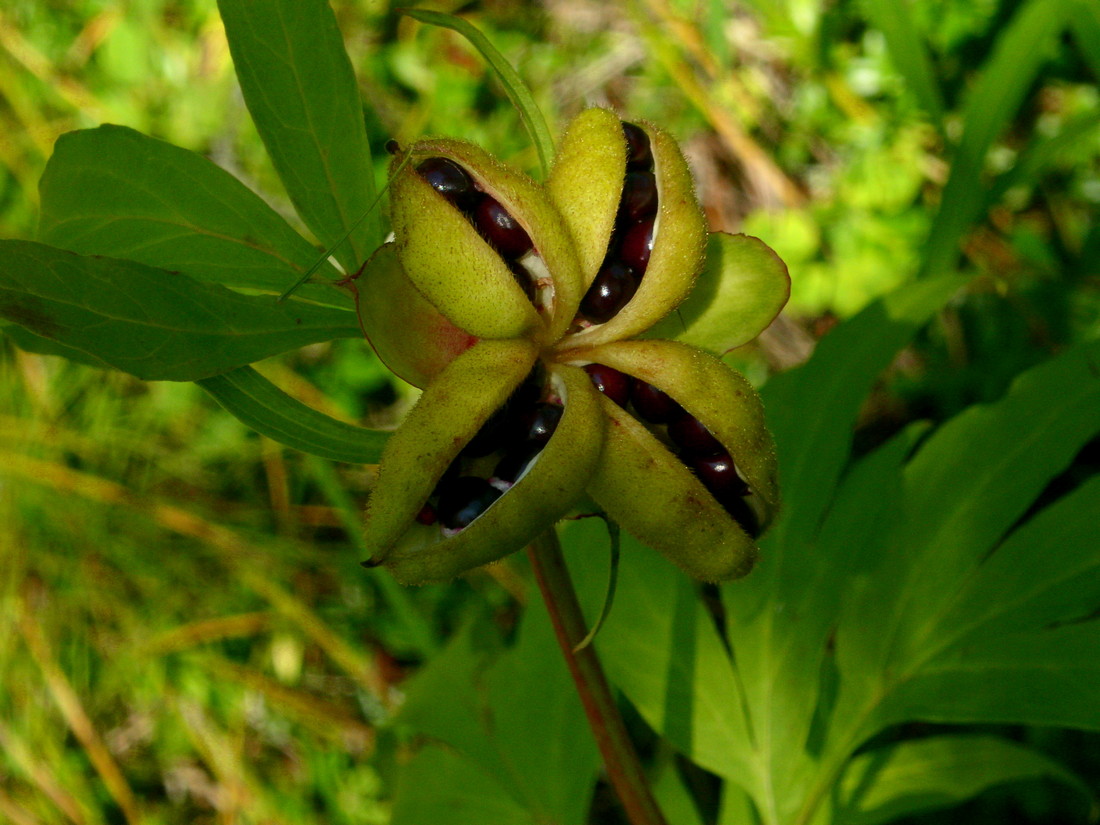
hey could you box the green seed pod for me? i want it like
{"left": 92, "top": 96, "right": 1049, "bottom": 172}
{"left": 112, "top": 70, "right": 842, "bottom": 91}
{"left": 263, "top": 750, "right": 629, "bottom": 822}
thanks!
{"left": 390, "top": 139, "right": 586, "bottom": 345}
{"left": 366, "top": 359, "right": 605, "bottom": 585}
{"left": 572, "top": 339, "right": 778, "bottom": 581}
{"left": 355, "top": 243, "right": 477, "bottom": 388}
{"left": 551, "top": 111, "right": 708, "bottom": 349}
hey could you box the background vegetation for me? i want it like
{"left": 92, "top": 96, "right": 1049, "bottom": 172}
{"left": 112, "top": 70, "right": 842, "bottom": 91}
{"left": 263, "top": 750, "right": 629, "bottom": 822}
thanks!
{"left": 1, "top": 0, "right": 1098, "bottom": 823}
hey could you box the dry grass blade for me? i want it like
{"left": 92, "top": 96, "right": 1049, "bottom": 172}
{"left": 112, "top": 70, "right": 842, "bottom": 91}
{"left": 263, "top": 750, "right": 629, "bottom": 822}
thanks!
{"left": 0, "top": 721, "right": 90, "bottom": 825}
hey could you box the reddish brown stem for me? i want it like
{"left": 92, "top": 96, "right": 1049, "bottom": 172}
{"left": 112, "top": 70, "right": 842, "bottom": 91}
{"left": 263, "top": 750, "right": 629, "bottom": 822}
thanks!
{"left": 527, "top": 530, "right": 669, "bottom": 825}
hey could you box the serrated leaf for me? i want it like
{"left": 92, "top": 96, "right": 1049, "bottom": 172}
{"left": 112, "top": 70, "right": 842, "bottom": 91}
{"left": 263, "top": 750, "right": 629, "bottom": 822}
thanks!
{"left": 37, "top": 125, "right": 347, "bottom": 309}
{"left": 643, "top": 233, "right": 790, "bottom": 355}
{"left": 835, "top": 735, "right": 1094, "bottom": 825}
{"left": 196, "top": 366, "right": 388, "bottom": 464}
{"left": 0, "top": 241, "right": 361, "bottom": 381}
{"left": 217, "top": 0, "right": 378, "bottom": 273}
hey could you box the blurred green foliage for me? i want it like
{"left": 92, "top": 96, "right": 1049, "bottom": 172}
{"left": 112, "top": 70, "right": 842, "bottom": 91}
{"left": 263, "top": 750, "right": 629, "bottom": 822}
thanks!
{"left": 1, "top": 0, "right": 1098, "bottom": 823}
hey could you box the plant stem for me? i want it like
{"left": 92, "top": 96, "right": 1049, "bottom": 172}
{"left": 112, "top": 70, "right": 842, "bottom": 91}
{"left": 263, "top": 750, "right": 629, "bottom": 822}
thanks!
{"left": 527, "top": 530, "right": 669, "bottom": 825}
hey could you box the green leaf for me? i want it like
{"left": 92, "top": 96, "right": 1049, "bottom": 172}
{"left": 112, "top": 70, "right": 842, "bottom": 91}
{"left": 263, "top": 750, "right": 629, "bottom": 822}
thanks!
{"left": 2, "top": 321, "right": 110, "bottom": 369}
{"left": 197, "top": 367, "right": 389, "bottom": 464}
{"left": 0, "top": 240, "right": 361, "bottom": 381}
{"left": 1067, "top": 0, "right": 1100, "bottom": 81}
{"left": 217, "top": 0, "right": 378, "bottom": 273}
{"left": 859, "top": 0, "right": 946, "bottom": 129}
{"left": 398, "top": 603, "right": 598, "bottom": 825}
{"left": 400, "top": 9, "right": 554, "bottom": 179}
{"left": 836, "top": 735, "right": 1094, "bottom": 825}
{"left": 562, "top": 518, "right": 756, "bottom": 789}
{"left": 390, "top": 747, "right": 535, "bottom": 825}
{"left": 922, "top": 0, "right": 1069, "bottom": 277}
{"left": 37, "top": 125, "right": 347, "bottom": 309}
{"left": 643, "top": 233, "right": 790, "bottom": 355}
{"left": 842, "top": 338, "right": 1100, "bottom": 694}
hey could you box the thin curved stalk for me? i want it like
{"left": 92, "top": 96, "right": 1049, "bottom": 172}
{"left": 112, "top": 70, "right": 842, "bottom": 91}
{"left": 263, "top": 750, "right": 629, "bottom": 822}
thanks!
{"left": 527, "top": 530, "right": 669, "bottom": 825}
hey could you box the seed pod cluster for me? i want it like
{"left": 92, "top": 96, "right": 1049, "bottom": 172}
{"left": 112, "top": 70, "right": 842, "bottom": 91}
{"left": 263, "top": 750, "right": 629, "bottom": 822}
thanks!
{"left": 360, "top": 107, "right": 787, "bottom": 585}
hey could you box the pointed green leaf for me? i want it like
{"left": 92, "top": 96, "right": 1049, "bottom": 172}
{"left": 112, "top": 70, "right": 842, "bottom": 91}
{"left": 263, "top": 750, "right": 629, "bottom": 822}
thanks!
{"left": 217, "top": 0, "right": 378, "bottom": 272}
{"left": 836, "top": 735, "right": 1094, "bottom": 825}
{"left": 1067, "top": 0, "right": 1100, "bottom": 81}
{"left": 922, "top": 0, "right": 1069, "bottom": 277}
{"left": 2, "top": 321, "right": 110, "bottom": 369}
{"left": 0, "top": 241, "right": 361, "bottom": 381}
{"left": 859, "top": 0, "right": 946, "bottom": 129}
{"left": 38, "top": 125, "right": 347, "bottom": 309}
{"left": 644, "top": 233, "right": 790, "bottom": 355}
{"left": 197, "top": 366, "right": 388, "bottom": 464}
{"left": 400, "top": 9, "right": 554, "bottom": 178}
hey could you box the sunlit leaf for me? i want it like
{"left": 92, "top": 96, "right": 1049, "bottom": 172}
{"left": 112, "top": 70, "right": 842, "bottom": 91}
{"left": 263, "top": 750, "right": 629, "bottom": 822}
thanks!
{"left": 0, "top": 241, "right": 361, "bottom": 381}
{"left": 217, "top": 0, "right": 379, "bottom": 273}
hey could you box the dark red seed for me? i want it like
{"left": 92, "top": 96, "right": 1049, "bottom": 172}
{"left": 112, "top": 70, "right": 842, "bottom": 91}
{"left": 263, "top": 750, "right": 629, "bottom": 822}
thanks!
{"left": 619, "top": 218, "right": 655, "bottom": 275}
{"left": 622, "top": 122, "right": 653, "bottom": 170}
{"left": 631, "top": 380, "right": 684, "bottom": 424}
{"left": 417, "top": 157, "right": 477, "bottom": 211}
{"left": 691, "top": 451, "right": 749, "bottom": 499}
{"left": 583, "top": 363, "right": 632, "bottom": 407}
{"left": 620, "top": 171, "right": 658, "bottom": 222}
{"left": 436, "top": 476, "right": 502, "bottom": 530}
{"left": 473, "top": 195, "right": 533, "bottom": 260}
{"left": 415, "top": 503, "right": 438, "bottom": 525}
{"left": 580, "top": 261, "right": 639, "bottom": 323}
{"left": 669, "top": 415, "right": 725, "bottom": 457}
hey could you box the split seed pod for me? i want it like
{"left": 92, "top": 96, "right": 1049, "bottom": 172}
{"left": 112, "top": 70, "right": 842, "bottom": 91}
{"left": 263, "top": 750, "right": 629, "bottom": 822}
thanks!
{"left": 359, "top": 108, "right": 789, "bottom": 584}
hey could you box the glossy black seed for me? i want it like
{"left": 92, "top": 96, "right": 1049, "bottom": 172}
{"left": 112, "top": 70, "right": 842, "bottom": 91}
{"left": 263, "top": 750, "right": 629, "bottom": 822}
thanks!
{"left": 669, "top": 415, "right": 725, "bottom": 457}
{"left": 462, "top": 404, "right": 513, "bottom": 458}
{"left": 622, "top": 122, "right": 653, "bottom": 170}
{"left": 473, "top": 195, "right": 533, "bottom": 260}
{"left": 416, "top": 157, "right": 477, "bottom": 211}
{"left": 415, "top": 502, "right": 438, "bottom": 525}
{"left": 619, "top": 218, "right": 655, "bottom": 275}
{"left": 630, "top": 380, "right": 684, "bottom": 424}
{"left": 493, "top": 444, "right": 539, "bottom": 484}
{"left": 722, "top": 495, "right": 761, "bottom": 538}
{"left": 508, "top": 259, "right": 537, "bottom": 302}
{"left": 510, "top": 402, "right": 563, "bottom": 447}
{"left": 619, "top": 171, "right": 658, "bottom": 222}
{"left": 584, "top": 363, "right": 632, "bottom": 407}
{"left": 691, "top": 451, "right": 749, "bottom": 499}
{"left": 580, "top": 261, "right": 639, "bottom": 323}
{"left": 436, "top": 476, "right": 502, "bottom": 530}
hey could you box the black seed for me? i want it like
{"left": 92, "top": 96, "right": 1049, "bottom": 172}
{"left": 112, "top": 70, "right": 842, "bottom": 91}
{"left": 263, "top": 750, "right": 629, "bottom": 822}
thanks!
{"left": 436, "top": 476, "right": 502, "bottom": 530}
{"left": 473, "top": 195, "right": 533, "bottom": 260}
{"left": 462, "top": 404, "right": 513, "bottom": 458}
{"left": 722, "top": 495, "right": 760, "bottom": 538}
{"left": 584, "top": 363, "right": 632, "bottom": 407}
{"left": 619, "top": 218, "right": 655, "bottom": 275}
{"left": 622, "top": 122, "right": 653, "bottom": 170}
{"left": 620, "top": 171, "right": 658, "bottom": 222}
{"left": 511, "top": 402, "right": 563, "bottom": 447}
{"left": 691, "top": 451, "right": 749, "bottom": 499}
{"left": 508, "top": 259, "right": 537, "bottom": 302}
{"left": 416, "top": 157, "right": 477, "bottom": 211}
{"left": 631, "top": 380, "right": 684, "bottom": 424}
{"left": 669, "top": 415, "right": 725, "bottom": 457}
{"left": 493, "top": 444, "right": 539, "bottom": 484}
{"left": 580, "top": 261, "right": 639, "bottom": 323}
